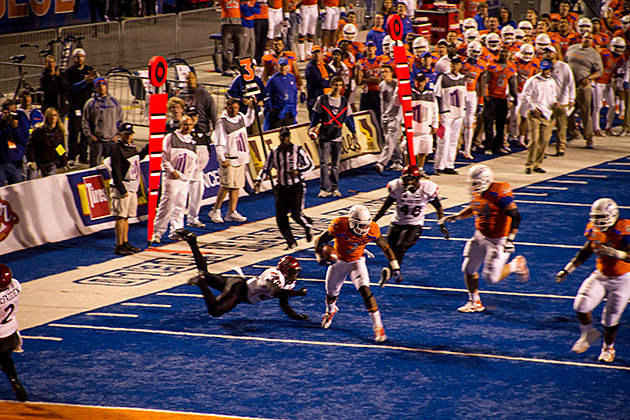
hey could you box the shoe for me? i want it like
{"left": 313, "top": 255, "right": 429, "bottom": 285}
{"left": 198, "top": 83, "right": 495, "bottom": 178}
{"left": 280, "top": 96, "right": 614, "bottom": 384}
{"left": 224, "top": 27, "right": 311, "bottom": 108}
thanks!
{"left": 458, "top": 300, "right": 485, "bottom": 313}
{"left": 150, "top": 235, "right": 161, "bottom": 244}
{"left": 585, "top": 144, "right": 594, "bottom": 149}
{"left": 374, "top": 326, "right": 387, "bottom": 343}
{"left": 331, "top": 190, "right": 342, "bottom": 197}
{"left": 533, "top": 167, "right": 546, "bottom": 173}
{"left": 495, "top": 148, "right": 509, "bottom": 155}
{"left": 525, "top": 167, "right": 532, "bottom": 174}
{"left": 10, "top": 378, "right": 27, "bottom": 402}
{"left": 305, "top": 226, "right": 312, "bottom": 242}
{"left": 433, "top": 169, "right": 443, "bottom": 176}
{"left": 388, "top": 163, "right": 404, "bottom": 171}
{"left": 114, "top": 244, "right": 134, "bottom": 256}
{"left": 484, "top": 149, "right": 493, "bottom": 155}
{"left": 605, "top": 128, "right": 615, "bottom": 136}
{"left": 221, "top": 71, "right": 233, "bottom": 77}
{"left": 442, "top": 168, "right": 459, "bottom": 175}
{"left": 209, "top": 209, "right": 224, "bottom": 223}
{"left": 67, "top": 160, "right": 75, "bottom": 167}
{"left": 175, "top": 228, "right": 196, "bottom": 243}
{"left": 571, "top": 328, "right": 602, "bottom": 353}
{"left": 168, "top": 231, "right": 182, "bottom": 241}
{"left": 187, "top": 220, "right": 206, "bottom": 228}
{"left": 463, "top": 153, "right": 474, "bottom": 160}
{"left": 598, "top": 347, "right": 616, "bottom": 363}
{"left": 225, "top": 211, "right": 247, "bottom": 222}
{"left": 124, "top": 242, "right": 142, "bottom": 253}
{"left": 513, "top": 255, "right": 529, "bottom": 283}
{"left": 419, "top": 170, "right": 430, "bottom": 179}
{"left": 594, "top": 130, "right": 604, "bottom": 137}
{"left": 552, "top": 151, "right": 565, "bottom": 157}
{"left": 379, "top": 267, "right": 391, "bottom": 287}
{"left": 285, "top": 242, "right": 298, "bottom": 250}
{"left": 318, "top": 190, "right": 331, "bottom": 198}
{"left": 373, "top": 162, "right": 384, "bottom": 174}
{"left": 321, "top": 305, "right": 339, "bottom": 329}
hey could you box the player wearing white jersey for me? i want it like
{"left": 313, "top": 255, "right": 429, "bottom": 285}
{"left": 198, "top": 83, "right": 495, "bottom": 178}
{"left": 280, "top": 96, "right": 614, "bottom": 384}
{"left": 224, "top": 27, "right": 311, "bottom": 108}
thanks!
{"left": 433, "top": 56, "right": 467, "bottom": 175}
{"left": 406, "top": 73, "right": 438, "bottom": 175}
{"left": 374, "top": 166, "right": 449, "bottom": 286}
{"left": 176, "top": 229, "right": 309, "bottom": 320}
{"left": 0, "top": 264, "right": 27, "bottom": 402}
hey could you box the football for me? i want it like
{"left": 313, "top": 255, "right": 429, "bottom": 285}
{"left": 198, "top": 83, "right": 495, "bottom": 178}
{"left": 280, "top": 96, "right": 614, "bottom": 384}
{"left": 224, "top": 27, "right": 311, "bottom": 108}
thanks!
{"left": 308, "top": 126, "right": 319, "bottom": 140}
{"left": 320, "top": 244, "right": 338, "bottom": 264}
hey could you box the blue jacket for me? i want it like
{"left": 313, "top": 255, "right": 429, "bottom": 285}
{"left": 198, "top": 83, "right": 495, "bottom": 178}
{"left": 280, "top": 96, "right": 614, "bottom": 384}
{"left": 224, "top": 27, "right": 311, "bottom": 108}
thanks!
{"left": 227, "top": 74, "right": 266, "bottom": 113}
{"left": 305, "top": 60, "right": 331, "bottom": 107}
{"left": 264, "top": 72, "right": 298, "bottom": 130}
{"left": 367, "top": 28, "right": 387, "bottom": 56}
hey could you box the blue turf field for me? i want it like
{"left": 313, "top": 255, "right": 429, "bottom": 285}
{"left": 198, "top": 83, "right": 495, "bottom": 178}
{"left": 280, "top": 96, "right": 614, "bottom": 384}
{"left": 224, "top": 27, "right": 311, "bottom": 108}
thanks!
{"left": 3, "top": 155, "right": 630, "bottom": 419}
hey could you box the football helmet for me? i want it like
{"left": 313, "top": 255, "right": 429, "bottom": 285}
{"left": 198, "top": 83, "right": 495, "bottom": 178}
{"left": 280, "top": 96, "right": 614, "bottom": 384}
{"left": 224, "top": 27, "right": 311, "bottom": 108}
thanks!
{"left": 517, "top": 20, "right": 533, "bottom": 35}
{"left": 467, "top": 40, "right": 483, "bottom": 59}
{"left": 389, "top": 40, "right": 397, "bottom": 59}
{"left": 464, "top": 28, "right": 479, "bottom": 43}
{"left": 278, "top": 256, "right": 301, "bottom": 283}
{"left": 343, "top": 24, "right": 358, "bottom": 42}
{"left": 462, "top": 18, "right": 478, "bottom": 32}
{"left": 0, "top": 264, "right": 12, "bottom": 290}
{"left": 348, "top": 205, "right": 372, "bottom": 236}
{"left": 622, "top": 15, "right": 630, "bottom": 31}
{"left": 577, "top": 18, "right": 593, "bottom": 35}
{"left": 466, "top": 164, "right": 494, "bottom": 196}
{"left": 401, "top": 165, "right": 421, "bottom": 192}
{"left": 514, "top": 28, "right": 526, "bottom": 42}
{"left": 486, "top": 33, "right": 502, "bottom": 50}
{"left": 611, "top": 37, "right": 627, "bottom": 54}
{"left": 589, "top": 198, "right": 619, "bottom": 231}
{"left": 535, "top": 33, "right": 551, "bottom": 54}
{"left": 501, "top": 25, "right": 516, "bottom": 44}
{"left": 382, "top": 35, "right": 392, "bottom": 55}
{"left": 519, "top": 43, "right": 535, "bottom": 61}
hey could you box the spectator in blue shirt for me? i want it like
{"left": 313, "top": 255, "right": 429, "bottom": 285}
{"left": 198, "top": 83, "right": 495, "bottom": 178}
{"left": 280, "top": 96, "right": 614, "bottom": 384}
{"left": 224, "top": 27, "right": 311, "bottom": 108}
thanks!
{"left": 367, "top": 14, "right": 387, "bottom": 56}
{"left": 17, "top": 91, "right": 43, "bottom": 131}
{"left": 264, "top": 57, "right": 298, "bottom": 130}
{"left": 474, "top": 2, "right": 488, "bottom": 31}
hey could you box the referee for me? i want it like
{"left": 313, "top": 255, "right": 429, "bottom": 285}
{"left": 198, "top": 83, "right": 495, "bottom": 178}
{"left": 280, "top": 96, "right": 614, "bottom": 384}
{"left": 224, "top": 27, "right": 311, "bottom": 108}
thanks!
{"left": 254, "top": 127, "right": 314, "bottom": 250}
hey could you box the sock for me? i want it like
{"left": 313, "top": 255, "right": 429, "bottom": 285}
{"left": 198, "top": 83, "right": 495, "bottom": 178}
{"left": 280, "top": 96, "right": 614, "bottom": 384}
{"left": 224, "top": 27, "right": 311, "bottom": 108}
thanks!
{"left": 369, "top": 310, "right": 383, "bottom": 328}
{"left": 298, "top": 42, "right": 306, "bottom": 59}
{"left": 579, "top": 323, "right": 594, "bottom": 334}
{"left": 603, "top": 342, "right": 614, "bottom": 350}
{"left": 507, "top": 259, "right": 518, "bottom": 273}
{"left": 305, "top": 41, "right": 313, "bottom": 56}
{"left": 326, "top": 300, "right": 337, "bottom": 313}
{"left": 468, "top": 292, "right": 480, "bottom": 302}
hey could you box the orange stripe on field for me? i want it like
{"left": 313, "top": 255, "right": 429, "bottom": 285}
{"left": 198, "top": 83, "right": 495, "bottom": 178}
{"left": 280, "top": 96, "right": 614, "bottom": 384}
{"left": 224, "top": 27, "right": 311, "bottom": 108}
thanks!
{"left": 0, "top": 401, "right": 277, "bottom": 420}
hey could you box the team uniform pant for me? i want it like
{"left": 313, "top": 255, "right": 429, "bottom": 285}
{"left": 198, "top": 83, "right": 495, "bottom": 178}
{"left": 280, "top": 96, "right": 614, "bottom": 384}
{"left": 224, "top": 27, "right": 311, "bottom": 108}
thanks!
{"left": 318, "top": 140, "right": 342, "bottom": 193}
{"left": 434, "top": 116, "right": 463, "bottom": 171}
{"left": 197, "top": 273, "right": 248, "bottom": 317}
{"left": 377, "top": 119, "right": 402, "bottom": 166}
{"left": 221, "top": 24, "right": 243, "bottom": 73}
{"left": 592, "top": 82, "right": 615, "bottom": 132}
{"left": 241, "top": 27, "right": 256, "bottom": 60}
{"left": 0, "top": 332, "right": 21, "bottom": 381}
{"left": 552, "top": 105, "right": 569, "bottom": 153}
{"left": 325, "top": 256, "right": 370, "bottom": 297}
{"left": 322, "top": 6, "right": 340, "bottom": 31}
{"left": 463, "top": 91, "right": 477, "bottom": 155}
{"left": 461, "top": 230, "right": 511, "bottom": 284}
{"left": 299, "top": 5, "right": 318, "bottom": 37}
{"left": 483, "top": 96, "right": 508, "bottom": 153}
{"left": 525, "top": 111, "right": 553, "bottom": 170}
{"left": 387, "top": 224, "right": 422, "bottom": 264}
{"left": 568, "top": 82, "right": 594, "bottom": 145}
{"left": 275, "top": 183, "right": 312, "bottom": 246}
{"left": 574, "top": 270, "right": 630, "bottom": 327}
{"left": 268, "top": 8, "right": 284, "bottom": 39}
{"left": 254, "top": 18, "right": 269, "bottom": 63}
{"left": 154, "top": 177, "right": 189, "bottom": 238}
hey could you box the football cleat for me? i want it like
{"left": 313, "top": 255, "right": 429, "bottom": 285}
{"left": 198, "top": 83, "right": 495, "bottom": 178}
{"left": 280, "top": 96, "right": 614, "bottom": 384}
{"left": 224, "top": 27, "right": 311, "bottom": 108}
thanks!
{"left": 10, "top": 378, "right": 27, "bottom": 402}
{"left": 571, "top": 329, "right": 602, "bottom": 353}
{"left": 513, "top": 255, "right": 529, "bottom": 283}
{"left": 321, "top": 305, "right": 339, "bottom": 329}
{"left": 379, "top": 267, "right": 392, "bottom": 287}
{"left": 598, "top": 347, "right": 616, "bottom": 363}
{"left": 374, "top": 326, "right": 387, "bottom": 343}
{"left": 458, "top": 300, "right": 485, "bottom": 313}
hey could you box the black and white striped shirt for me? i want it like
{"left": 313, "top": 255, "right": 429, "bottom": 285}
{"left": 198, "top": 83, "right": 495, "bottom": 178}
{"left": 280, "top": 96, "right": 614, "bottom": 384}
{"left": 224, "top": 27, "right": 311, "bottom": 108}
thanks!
{"left": 256, "top": 144, "right": 314, "bottom": 187}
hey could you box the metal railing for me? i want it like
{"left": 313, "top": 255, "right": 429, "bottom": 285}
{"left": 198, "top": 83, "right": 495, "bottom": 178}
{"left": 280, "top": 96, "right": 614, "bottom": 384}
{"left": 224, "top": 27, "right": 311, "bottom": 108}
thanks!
{"left": 59, "top": 22, "right": 123, "bottom": 71}
{"left": 178, "top": 8, "right": 222, "bottom": 63}
{"left": 121, "top": 14, "right": 180, "bottom": 70}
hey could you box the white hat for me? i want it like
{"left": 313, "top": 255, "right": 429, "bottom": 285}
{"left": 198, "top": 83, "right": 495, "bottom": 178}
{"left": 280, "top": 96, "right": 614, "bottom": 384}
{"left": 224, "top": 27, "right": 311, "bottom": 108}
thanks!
{"left": 72, "top": 48, "right": 86, "bottom": 57}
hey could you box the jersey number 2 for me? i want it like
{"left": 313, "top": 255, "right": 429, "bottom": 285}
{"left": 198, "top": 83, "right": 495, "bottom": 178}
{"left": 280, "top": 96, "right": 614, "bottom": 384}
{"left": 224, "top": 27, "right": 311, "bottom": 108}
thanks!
{"left": 1, "top": 304, "right": 14, "bottom": 325}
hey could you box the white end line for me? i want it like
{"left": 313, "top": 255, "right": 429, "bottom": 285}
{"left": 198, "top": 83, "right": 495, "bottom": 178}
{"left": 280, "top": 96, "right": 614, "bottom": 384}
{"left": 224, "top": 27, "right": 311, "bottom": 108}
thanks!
{"left": 85, "top": 313, "right": 139, "bottom": 318}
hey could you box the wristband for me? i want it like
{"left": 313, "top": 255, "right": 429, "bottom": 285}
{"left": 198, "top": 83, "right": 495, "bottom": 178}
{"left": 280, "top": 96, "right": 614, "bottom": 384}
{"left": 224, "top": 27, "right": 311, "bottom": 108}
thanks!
{"left": 390, "top": 260, "right": 400, "bottom": 270}
{"left": 563, "top": 262, "right": 576, "bottom": 274}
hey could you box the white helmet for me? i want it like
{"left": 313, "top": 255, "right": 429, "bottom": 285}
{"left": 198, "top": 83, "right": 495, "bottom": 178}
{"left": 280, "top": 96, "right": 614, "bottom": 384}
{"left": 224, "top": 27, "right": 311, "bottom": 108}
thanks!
{"left": 464, "top": 28, "right": 479, "bottom": 43}
{"left": 467, "top": 40, "right": 483, "bottom": 59}
{"left": 463, "top": 18, "right": 478, "bottom": 31}
{"left": 348, "top": 205, "right": 372, "bottom": 236}
{"left": 535, "top": 33, "right": 551, "bottom": 54}
{"left": 486, "top": 33, "right": 502, "bottom": 50}
{"left": 622, "top": 15, "right": 630, "bottom": 31}
{"left": 519, "top": 43, "right": 535, "bottom": 61}
{"left": 611, "top": 37, "right": 627, "bottom": 54}
{"left": 501, "top": 25, "right": 516, "bottom": 44}
{"left": 413, "top": 36, "right": 429, "bottom": 56}
{"left": 577, "top": 17, "right": 593, "bottom": 35}
{"left": 517, "top": 20, "right": 533, "bottom": 35}
{"left": 466, "top": 164, "right": 494, "bottom": 196}
{"left": 382, "top": 35, "right": 392, "bottom": 55}
{"left": 389, "top": 40, "right": 397, "bottom": 58}
{"left": 589, "top": 198, "right": 619, "bottom": 230}
{"left": 343, "top": 24, "right": 358, "bottom": 42}
{"left": 514, "top": 28, "right": 526, "bottom": 41}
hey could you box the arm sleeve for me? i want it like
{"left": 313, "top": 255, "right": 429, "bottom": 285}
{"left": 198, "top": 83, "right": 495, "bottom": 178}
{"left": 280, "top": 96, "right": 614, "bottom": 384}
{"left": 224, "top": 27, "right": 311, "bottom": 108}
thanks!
{"left": 504, "top": 208, "right": 521, "bottom": 230}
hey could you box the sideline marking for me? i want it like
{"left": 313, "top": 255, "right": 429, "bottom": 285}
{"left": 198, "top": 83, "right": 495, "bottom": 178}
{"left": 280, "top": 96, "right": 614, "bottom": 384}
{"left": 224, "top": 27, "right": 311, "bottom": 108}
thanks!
{"left": 526, "top": 186, "right": 568, "bottom": 190}
{"left": 516, "top": 193, "right": 548, "bottom": 196}
{"left": 121, "top": 303, "right": 172, "bottom": 308}
{"left": 567, "top": 174, "right": 607, "bottom": 178}
{"left": 21, "top": 335, "right": 63, "bottom": 341}
{"left": 588, "top": 168, "right": 630, "bottom": 173}
{"left": 515, "top": 200, "right": 630, "bottom": 209}
{"left": 85, "top": 313, "right": 139, "bottom": 318}
{"left": 606, "top": 162, "right": 630, "bottom": 166}
{"left": 48, "top": 323, "right": 630, "bottom": 372}
{"left": 548, "top": 180, "right": 587, "bottom": 184}
{"left": 420, "top": 235, "right": 583, "bottom": 249}
{"left": 157, "top": 292, "right": 202, "bottom": 298}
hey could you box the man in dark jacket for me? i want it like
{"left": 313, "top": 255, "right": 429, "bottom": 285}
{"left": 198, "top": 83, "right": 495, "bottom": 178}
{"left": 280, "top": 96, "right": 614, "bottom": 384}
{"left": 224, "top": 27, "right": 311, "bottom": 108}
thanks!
{"left": 305, "top": 45, "right": 331, "bottom": 118}
{"left": 40, "top": 56, "right": 69, "bottom": 115}
{"left": 178, "top": 72, "right": 218, "bottom": 137}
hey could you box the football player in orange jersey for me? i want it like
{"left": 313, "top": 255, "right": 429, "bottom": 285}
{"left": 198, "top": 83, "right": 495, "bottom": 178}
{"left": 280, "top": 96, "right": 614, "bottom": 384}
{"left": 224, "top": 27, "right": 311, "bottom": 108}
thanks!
{"left": 297, "top": 0, "right": 320, "bottom": 61}
{"left": 440, "top": 164, "right": 529, "bottom": 313}
{"left": 513, "top": 43, "right": 539, "bottom": 148}
{"left": 556, "top": 198, "right": 630, "bottom": 363}
{"left": 320, "top": 0, "right": 345, "bottom": 50}
{"left": 261, "top": 37, "right": 306, "bottom": 100}
{"left": 593, "top": 37, "right": 626, "bottom": 136}
{"left": 551, "top": 17, "right": 581, "bottom": 57}
{"left": 591, "top": 17, "right": 611, "bottom": 49}
{"left": 357, "top": 41, "right": 382, "bottom": 121}
{"left": 314, "top": 205, "right": 400, "bottom": 342}
{"left": 462, "top": 41, "right": 487, "bottom": 159}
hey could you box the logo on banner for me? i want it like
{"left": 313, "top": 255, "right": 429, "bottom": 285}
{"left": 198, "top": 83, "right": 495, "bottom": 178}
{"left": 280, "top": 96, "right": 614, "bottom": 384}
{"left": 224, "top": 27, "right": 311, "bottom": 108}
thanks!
{"left": 0, "top": 198, "right": 19, "bottom": 243}
{"left": 82, "top": 175, "right": 111, "bottom": 220}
